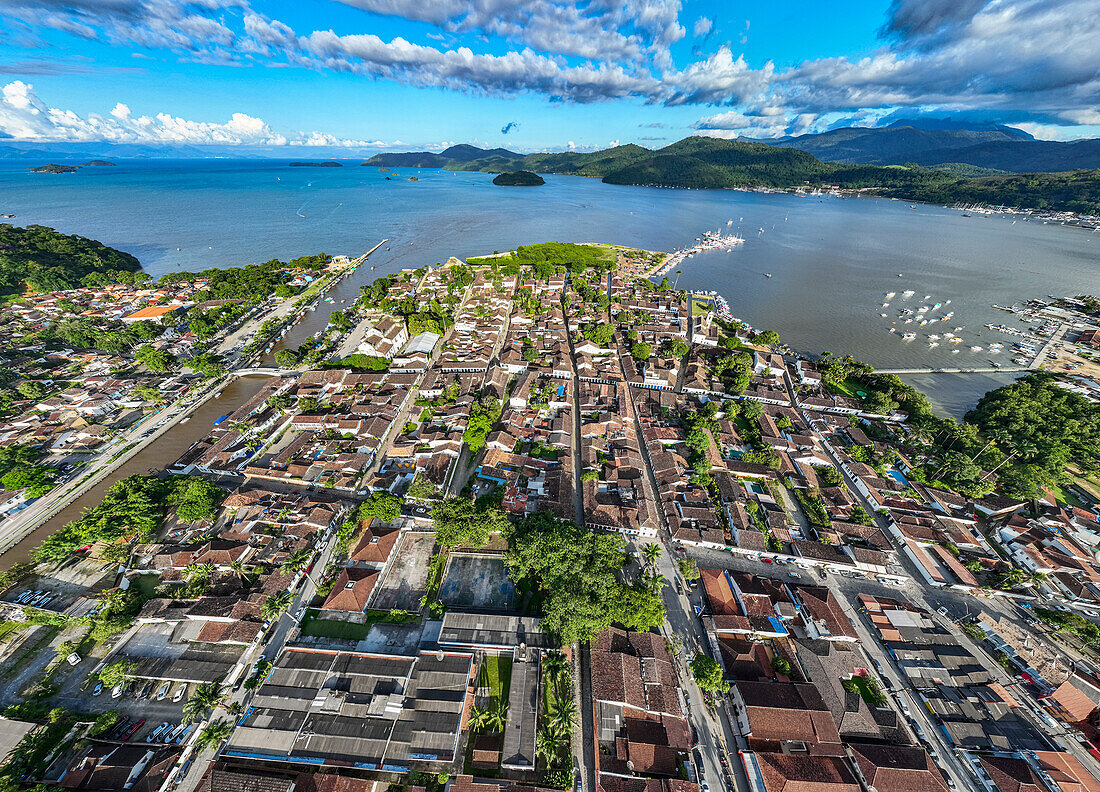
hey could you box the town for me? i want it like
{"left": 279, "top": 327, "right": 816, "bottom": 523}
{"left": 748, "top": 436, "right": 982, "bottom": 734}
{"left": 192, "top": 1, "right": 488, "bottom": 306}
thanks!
{"left": 0, "top": 239, "right": 1099, "bottom": 792}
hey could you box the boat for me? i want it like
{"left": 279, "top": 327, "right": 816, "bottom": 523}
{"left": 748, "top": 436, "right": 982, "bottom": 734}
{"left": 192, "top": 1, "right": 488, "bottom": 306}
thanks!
{"left": 970, "top": 345, "right": 983, "bottom": 351}
{"left": 882, "top": 303, "right": 890, "bottom": 308}
{"left": 902, "top": 333, "right": 916, "bottom": 340}
{"left": 902, "top": 290, "right": 915, "bottom": 297}
{"left": 927, "top": 334, "right": 940, "bottom": 341}
{"left": 763, "top": 273, "right": 772, "bottom": 278}
{"left": 880, "top": 313, "right": 888, "bottom": 318}
{"left": 990, "top": 361, "right": 1001, "bottom": 368}
{"left": 180, "top": 417, "right": 190, "bottom": 424}
{"left": 214, "top": 391, "right": 224, "bottom": 398}
{"left": 885, "top": 292, "right": 896, "bottom": 299}
{"left": 928, "top": 342, "right": 939, "bottom": 348}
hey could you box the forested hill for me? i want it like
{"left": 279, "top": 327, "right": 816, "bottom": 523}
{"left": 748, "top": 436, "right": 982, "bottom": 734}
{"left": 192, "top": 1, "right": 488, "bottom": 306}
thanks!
{"left": 363, "top": 137, "right": 1100, "bottom": 214}
{"left": 0, "top": 224, "right": 143, "bottom": 295}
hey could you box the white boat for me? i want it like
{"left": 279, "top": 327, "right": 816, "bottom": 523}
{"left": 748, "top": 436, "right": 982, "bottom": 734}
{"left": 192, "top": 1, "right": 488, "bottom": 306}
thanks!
{"left": 885, "top": 292, "right": 896, "bottom": 299}
{"left": 970, "top": 345, "right": 983, "bottom": 351}
{"left": 928, "top": 341, "right": 939, "bottom": 348}
{"left": 902, "top": 290, "right": 915, "bottom": 297}
{"left": 882, "top": 303, "right": 890, "bottom": 308}
{"left": 928, "top": 334, "right": 940, "bottom": 340}
{"left": 902, "top": 333, "right": 916, "bottom": 340}
{"left": 880, "top": 313, "right": 888, "bottom": 318}
{"left": 917, "top": 306, "right": 929, "bottom": 313}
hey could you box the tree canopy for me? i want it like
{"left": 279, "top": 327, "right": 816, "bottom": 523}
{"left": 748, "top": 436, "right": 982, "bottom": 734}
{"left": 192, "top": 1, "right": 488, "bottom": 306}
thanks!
{"left": 431, "top": 497, "right": 510, "bottom": 549}
{"left": 0, "top": 223, "right": 141, "bottom": 295}
{"left": 504, "top": 511, "right": 665, "bottom": 643}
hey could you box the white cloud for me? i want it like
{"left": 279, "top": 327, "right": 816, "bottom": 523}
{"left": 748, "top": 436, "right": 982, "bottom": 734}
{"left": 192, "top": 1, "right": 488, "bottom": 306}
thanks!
{"left": 693, "top": 16, "right": 712, "bottom": 37}
{"left": 0, "top": 80, "right": 378, "bottom": 146}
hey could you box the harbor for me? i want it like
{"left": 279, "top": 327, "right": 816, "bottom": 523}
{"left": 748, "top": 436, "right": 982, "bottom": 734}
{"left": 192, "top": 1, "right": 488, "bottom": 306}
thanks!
{"left": 651, "top": 229, "right": 745, "bottom": 277}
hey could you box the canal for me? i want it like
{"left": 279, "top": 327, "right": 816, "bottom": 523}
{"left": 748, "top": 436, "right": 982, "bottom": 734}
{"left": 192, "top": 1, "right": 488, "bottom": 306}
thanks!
{"left": 0, "top": 375, "right": 273, "bottom": 570}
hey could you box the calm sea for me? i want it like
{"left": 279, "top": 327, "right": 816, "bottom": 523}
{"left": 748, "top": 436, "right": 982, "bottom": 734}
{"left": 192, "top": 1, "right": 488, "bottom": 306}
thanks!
{"left": 3, "top": 158, "right": 1097, "bottom": 417}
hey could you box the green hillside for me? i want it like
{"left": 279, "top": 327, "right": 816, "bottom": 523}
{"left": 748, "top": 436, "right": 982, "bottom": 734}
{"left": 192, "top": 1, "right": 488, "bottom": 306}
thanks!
{"left": 365, "top": 136, "right": 1100, "bottom": 214}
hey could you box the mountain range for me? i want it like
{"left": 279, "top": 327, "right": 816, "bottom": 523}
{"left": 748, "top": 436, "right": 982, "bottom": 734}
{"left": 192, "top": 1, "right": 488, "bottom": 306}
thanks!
{"left": 754, "top": 119, "right": 1100, "bottom": 173}
{"left": 364, "top": 134, "right": 1100, "bottom": 215}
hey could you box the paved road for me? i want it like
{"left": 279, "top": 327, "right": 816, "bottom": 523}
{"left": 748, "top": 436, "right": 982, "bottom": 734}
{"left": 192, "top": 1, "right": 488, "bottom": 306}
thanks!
{"left": 169, "top": 516, "right": 342, "bottom": 792}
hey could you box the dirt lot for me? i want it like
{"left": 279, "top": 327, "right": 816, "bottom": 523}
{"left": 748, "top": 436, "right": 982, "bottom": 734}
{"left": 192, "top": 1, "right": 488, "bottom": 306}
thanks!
{"left": 1041, "top": 342, "right": 1100, "bottom": 380}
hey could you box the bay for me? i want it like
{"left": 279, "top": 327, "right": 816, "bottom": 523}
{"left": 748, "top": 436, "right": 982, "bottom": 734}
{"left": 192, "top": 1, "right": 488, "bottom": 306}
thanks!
{"left": 3, "top": 158, "right": 1097, "bottom": 417}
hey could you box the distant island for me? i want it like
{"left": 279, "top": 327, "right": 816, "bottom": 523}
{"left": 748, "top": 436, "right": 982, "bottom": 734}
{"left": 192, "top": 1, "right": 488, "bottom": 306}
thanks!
{"left": 288, "top": 161, "right": 343, "bottom": 167}
{"left": 81, "top": 160, "right": 116, "bottom": 167}
{"left": 364, "top": 137, "right": 1100, "bottom": 215}
{"left": 28, "top": 164, "right": 79, "bottom": 174}
{"left": 493, "top": 170, "right": 544, "bottom": 186}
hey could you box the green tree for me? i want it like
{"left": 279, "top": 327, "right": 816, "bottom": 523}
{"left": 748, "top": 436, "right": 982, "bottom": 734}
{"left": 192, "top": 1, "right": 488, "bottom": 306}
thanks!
{"left": 0, "top": 465, "right": 57, "bottom": 497}
{"left": 770, "top": 655, "right": 791, "bottom": 675}
{"left": 261, "top": 590, "right": 293, "bottom": 620}
{"left": 754, "top": 330, "right": 779, "bottom": 346}
{"left": 431, "top": 497, "right": 510, "bottom": 549}
{"left": 690, "top": 653, "right": 729, "bottom": 693}
{"left": 641, "top": 542, "right": 661, "bottom": 569}
{"left": 98, "top": 660, "right": 135, "bottom": 689}
{"left": 169, "top": 477, "right": 224, "bottom": 522}
{"left": 504, "top": 511, "right": 664, "bottom": 643}
{"left": 134, "top": 344, "right": 176, "bottom": 372}
{"left": 183, "top": 681, "right": 227, "bottom": 724}
{"left": 273, "top": 348, "right": 300, "bottom": 367}
{"left": 678, "top": 557, "right": 701, "bottom": 582}
{"left": 195, "top": 719, "right": 233, "bottom": 752}
{"left": 630, "top": 341, "right": 652, "bottom": 361}
{"left": 360, "top": 491, "right": 402, "bottom": 522}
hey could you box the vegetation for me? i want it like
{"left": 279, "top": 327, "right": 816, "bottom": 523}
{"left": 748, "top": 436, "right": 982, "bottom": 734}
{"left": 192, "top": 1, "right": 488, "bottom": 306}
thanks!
{"left": 359, "top": 491, "right": 402, "bottom": 522}
{"left": 770, "top": 655, "right": 791, "bottom": 675}
{"left": 159, "top": 255, "right": 324, "bottom": 303}
{"left": 463, "top": 395, "right": 502, "bottom": 453}
{"left": 0, "top": 223, "right": 142, "bottom": 295}
{"left": 35, "top": 475, "right": 216, "bottom": 563}
{"left": 431, "top": 497, "right": 510, "bottom": 548}
{"left": 690, "top": 652, "right": 728, "bottom": 693}
{"left": 183, "top": 681, "right": 227, "bottom": 723}
{"left": 504, "top": 511, "right": 664, "bottom": 643}
{"left": 492, "top": 170, "right": 545, "bottom": 186}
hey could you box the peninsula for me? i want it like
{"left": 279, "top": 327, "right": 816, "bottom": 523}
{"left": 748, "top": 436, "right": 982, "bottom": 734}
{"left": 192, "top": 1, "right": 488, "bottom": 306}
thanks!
{"left": 288, "top": 161, "right": 343, "bottom": 167}
{"left": 0, "top": 230, "right": 1098, "bottom": 792}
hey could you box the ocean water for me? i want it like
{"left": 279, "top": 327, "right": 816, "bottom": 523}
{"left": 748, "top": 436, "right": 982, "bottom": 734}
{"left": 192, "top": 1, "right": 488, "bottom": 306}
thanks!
{"left": 3, "top": 158, "right": 1097, "bottom": 417}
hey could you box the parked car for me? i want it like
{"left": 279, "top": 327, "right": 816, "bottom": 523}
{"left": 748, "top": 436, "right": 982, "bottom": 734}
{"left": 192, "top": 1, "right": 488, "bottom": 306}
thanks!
{"left": 111, "top": 684, "right": 124, "bottom": 699}
{"left": 121, "top": 719, "right": 145, "bottom": 741}
{"left": 147, "top": 722, "right": 170, "bottom": 743}
{"left": 92, "top": 682, "right": 103, "bottom": 697}
{"left": 155, "top": 681, "right": 171, "bottom": 700}
{"left": 173, "top": 683, "right": 188, "bottom": 702}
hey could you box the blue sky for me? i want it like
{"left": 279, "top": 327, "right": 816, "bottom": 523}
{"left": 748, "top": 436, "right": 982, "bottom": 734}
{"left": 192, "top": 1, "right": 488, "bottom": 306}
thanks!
{"left": 0, "top": 0, "right": 1097, "bottom": 152}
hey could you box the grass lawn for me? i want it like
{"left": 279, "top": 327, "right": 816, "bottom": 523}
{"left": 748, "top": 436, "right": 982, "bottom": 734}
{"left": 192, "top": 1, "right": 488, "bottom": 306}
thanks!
{"left": 478, "top": 655, "right": 513, "bottom": 706}
{"left": 1048, "top": 482, "right": 1089, "bottom": 509}
{"left": 824, "top": 377, "right": 866, "bottom": 399}
{"left": 691, "top": 295, "right": 716, "bottom": 316}
{"left": 845, "top": 675, "right": 886, "bottom": 707}
{"left": 298, "top": 609, "right": 394, "bottom": 641}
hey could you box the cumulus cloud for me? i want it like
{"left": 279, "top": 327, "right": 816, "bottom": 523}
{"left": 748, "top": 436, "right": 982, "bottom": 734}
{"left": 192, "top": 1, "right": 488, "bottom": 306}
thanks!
{"left": 0, "top": 80, "right": 378, "bottom": 146}
{"left": 0, "top": 0, "right": 1097, "bottom": 141}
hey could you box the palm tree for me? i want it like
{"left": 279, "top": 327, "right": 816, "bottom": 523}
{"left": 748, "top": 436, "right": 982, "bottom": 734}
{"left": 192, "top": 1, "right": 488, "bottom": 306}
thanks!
{"left": 536, "top": 727, "right": 562, "bottom": 767}
{"left": 195, "top": 719, "right": 233, "bottom": 752}
{"left": 261, "top": 590, "right": 293, "bottom": 620}
{"left": 546, "top": 694, "right": 577, "bottom": 733}
{"left": 280, "top": 548, "right": 312, "bottom": 575}
{"left": 228, "top": 559, "right": 255, "bottom": 583}
{"left": 185, "top": 562, "right": 215, "bottom": 583}
{"left": 484, "top": 700, "right": 509, "bottom": 733}
{"left": 970, "top": 428, "right": 1010, "bottom": 463}
{"left": 542, "top": 650, "right": 570, "bottom": 686}
{"left": 641, "top": 542, "right": 661, "bottom": 569}
{"left": 183, "top": 681, "right": 226, "bottom": 724}
{"left": 981, "top": 440, "right": 1036, "bottom": 482}
{"left": 641, "top": 570, "right": 666, "bottom": 593}
{"left": 468, "top": 706, "right": 490, "bottom": 733}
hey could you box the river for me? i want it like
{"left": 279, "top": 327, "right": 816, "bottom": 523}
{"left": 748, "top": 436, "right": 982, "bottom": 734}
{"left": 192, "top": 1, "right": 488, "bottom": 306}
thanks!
{"left": 0, "top": 376, "right": 271, "bottom": 570}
